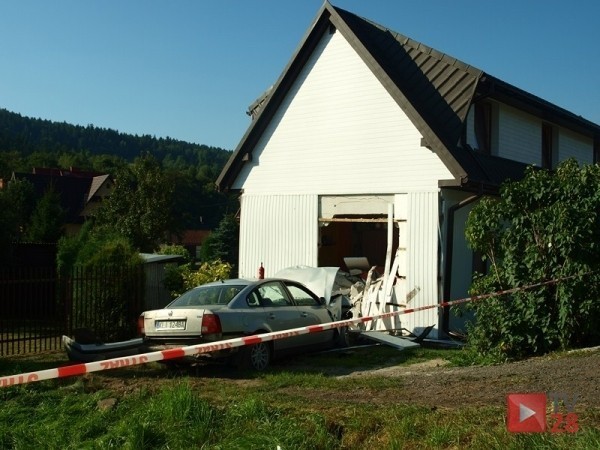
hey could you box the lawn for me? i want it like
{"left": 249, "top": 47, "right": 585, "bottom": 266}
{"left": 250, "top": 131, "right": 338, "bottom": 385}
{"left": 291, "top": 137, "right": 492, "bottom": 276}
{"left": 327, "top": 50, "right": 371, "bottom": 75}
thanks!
{"left": 0, "top": 345, "right": 599, "bottom": 449}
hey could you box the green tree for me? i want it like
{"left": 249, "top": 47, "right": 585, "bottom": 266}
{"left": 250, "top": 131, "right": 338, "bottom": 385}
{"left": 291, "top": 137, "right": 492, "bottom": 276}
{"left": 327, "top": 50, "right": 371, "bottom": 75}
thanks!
{"left": 200, "top": 213, "right": 239, "bottom": 272}
{"left": 94, "top": 154, "right": 175, "bottom": 251}
{"left": 156, "top": 243, "right": 191, "bottom": 261}
{"left": 464, "top": 159, "right": 600, "bottom": 359}
{"left": 0, "top": 150, "right": 24, "bottom": 179}
{"left": 57, "top": 222, "right": 141, "bottom": 273}
{"left": 57, "top": 151, "right": 90, "bottom": 170}
{"left": 57, "top": 224, "right": 143, "bottom": 341}
{"left": 0, "top": 107, "right": 234, "bottom": 230}
{"left": 26, "top": 185, "right": 65, "bottom": 242}
{"left": 90, "top": 153, "right": 127, "bottom": 174}
{"left": 156, "top": 244, "right": 191, "bottom": 295}
{"left": 25, "top": 151, "right": 59, "bottom": 169}
{"left": 0, "top": 179, "right": 36, "bottom": 258}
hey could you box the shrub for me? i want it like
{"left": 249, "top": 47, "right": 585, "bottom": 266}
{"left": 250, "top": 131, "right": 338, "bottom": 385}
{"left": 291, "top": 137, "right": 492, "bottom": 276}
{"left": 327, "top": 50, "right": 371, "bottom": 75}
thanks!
{"left": 464, "top": 159, "right": 600, "bottom": 359}
{"left": 161, "top": 259, "right": 232, "bottom": 299}
{"left": 156, "top": 243, "right": 191, "bottom": 262}
{"left": 182, "top": 260, "right": 232, "bottom": 290}
{"left": 57, "top": 225, "right": 143, "bottom": 341}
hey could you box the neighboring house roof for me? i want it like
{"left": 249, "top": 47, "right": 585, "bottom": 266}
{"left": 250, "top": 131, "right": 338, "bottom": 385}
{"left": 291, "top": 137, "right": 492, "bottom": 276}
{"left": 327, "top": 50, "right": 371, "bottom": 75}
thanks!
{"left": 168, "top": 229, "right": 211, "bottom": 247}
{"left": 217, "top": 1, "right": 600, "bottom": 192}
{"left": 11, "top": 169, "right": 112, "bottom": 223}
{"left": 88, "top": 174, "right": 111, "bottom": 202}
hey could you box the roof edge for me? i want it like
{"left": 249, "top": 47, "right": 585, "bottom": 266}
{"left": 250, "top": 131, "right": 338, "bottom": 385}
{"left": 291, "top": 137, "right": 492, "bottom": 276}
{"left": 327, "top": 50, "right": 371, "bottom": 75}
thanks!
{"left": 480, "top": 74, "right": 600, "bottom": 137}
{"left": 328, "top": 4, "right": 470, "bottom": 182}
{"left": 216, "top": 2, "right": 334, "bottom": 191}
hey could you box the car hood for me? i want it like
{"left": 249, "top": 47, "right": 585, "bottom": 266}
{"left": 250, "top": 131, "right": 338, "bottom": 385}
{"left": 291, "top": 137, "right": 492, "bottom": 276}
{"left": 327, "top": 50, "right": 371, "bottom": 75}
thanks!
{"left": 274, "top": 266, "right": 339, "bottom": 305}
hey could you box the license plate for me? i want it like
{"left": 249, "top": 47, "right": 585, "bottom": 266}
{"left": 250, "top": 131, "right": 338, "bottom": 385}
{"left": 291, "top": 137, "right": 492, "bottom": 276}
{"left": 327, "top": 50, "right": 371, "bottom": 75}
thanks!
{"left": 155, "top": 320, "right": 186, "bottom": 330}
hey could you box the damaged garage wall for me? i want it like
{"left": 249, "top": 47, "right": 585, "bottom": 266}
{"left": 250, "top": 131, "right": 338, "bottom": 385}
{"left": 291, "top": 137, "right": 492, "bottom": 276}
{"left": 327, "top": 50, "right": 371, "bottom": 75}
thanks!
{"left": 238, "top": 191, "right": 442, "bottom": 338}
{"left": 318, "top": 192, "right": 441, "bottom": 338}
{"left": 318, "top": 193, "right": 439, "bottom": 338}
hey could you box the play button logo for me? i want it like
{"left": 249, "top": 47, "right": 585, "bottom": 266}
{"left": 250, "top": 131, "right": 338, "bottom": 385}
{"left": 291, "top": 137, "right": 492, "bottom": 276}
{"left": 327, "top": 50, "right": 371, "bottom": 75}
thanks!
{"left": 507, "top": 393, "right": 547, "bottom": 433}
{"left": 520, "top": 403, "right": 537, "bottom": 422}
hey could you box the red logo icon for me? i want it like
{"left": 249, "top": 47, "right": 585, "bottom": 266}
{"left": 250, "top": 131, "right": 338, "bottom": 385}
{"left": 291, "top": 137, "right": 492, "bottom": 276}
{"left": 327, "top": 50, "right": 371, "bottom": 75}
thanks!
{"left": 506, "top": 393, "right": 547, "bottom": 433}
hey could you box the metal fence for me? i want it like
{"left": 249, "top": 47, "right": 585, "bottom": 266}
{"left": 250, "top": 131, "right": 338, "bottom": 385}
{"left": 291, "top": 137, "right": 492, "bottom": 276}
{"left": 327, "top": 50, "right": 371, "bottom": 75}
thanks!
{"left": 0, "top": 266, "right": 144, "bottom": 356}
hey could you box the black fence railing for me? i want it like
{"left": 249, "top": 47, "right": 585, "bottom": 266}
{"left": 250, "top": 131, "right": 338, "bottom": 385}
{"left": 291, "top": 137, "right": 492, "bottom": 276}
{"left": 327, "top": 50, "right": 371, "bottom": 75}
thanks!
{"left": 0, "top": 266, "right": 144, "bottom": 356}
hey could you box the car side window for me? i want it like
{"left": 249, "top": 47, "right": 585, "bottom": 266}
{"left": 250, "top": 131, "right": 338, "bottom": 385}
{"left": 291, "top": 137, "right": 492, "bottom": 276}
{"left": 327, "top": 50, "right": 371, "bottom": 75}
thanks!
{"left": 247, "top": 291, "right": 261, "bottom": 307}
{"left": 257, "top": 282, "right": 291, "bottom": 307}
{"left": 285, "top": 283, "right": 320, "bottom": 306}
{"left": 220, "top": 287, "right": 242, "bottom": 304}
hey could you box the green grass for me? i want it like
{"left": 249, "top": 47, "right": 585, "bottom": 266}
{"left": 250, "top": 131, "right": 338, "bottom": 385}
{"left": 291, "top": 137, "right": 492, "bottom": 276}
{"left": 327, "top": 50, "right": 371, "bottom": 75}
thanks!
{"left": 0, "top": 382, "right": 339, "bottom": 449}
{"left": 0, "top": 348, "right": 599, "bottom": 449}
{"left": 287, "top": 342, "right": 507, "bottom": 369}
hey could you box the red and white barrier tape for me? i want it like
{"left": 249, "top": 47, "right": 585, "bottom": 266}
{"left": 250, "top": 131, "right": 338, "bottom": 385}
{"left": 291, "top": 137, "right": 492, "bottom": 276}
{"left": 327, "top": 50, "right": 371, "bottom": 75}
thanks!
{"left": 0, "top": 273, "right": 588, "bottom": 387}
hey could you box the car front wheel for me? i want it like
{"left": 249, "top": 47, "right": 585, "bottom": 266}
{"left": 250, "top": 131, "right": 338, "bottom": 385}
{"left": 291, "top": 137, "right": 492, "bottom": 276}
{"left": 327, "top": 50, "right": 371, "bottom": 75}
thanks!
{"left": 238, "top": 342, "right": 272, "bottom": 371}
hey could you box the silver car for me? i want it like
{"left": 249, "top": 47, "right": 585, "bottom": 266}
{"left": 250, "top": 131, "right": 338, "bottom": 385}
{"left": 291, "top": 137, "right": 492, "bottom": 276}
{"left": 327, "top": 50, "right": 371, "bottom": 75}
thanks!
{"left": 138, "top": 278, "right": 339, "bottom": 370}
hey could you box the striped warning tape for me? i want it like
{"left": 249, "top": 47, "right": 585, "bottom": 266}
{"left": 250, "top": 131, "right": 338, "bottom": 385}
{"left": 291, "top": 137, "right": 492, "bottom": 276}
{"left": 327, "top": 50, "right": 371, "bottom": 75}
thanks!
{"left": 0, "top": 272, "right": 588, "bottom": 387}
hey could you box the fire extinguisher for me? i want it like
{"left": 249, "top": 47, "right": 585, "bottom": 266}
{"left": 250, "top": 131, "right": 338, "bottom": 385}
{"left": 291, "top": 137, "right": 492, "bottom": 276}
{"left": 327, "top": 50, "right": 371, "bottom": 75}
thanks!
{"left": 258, "top": 262, "right": 265, "bottom": 279}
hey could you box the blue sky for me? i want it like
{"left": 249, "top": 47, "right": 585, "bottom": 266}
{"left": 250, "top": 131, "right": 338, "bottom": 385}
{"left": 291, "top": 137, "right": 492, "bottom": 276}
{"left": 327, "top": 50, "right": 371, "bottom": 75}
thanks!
{"left": 1, "top": 1, "right": 598, "bottom": 151}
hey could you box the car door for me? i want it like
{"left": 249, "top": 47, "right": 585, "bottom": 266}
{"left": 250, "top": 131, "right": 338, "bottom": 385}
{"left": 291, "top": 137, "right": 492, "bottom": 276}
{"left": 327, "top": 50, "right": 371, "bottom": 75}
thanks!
{"left": 254, "top": 281, "right": 306, "bottom": 350}
{"left": 283, "top": 281, "right": 335, "bottom": 346}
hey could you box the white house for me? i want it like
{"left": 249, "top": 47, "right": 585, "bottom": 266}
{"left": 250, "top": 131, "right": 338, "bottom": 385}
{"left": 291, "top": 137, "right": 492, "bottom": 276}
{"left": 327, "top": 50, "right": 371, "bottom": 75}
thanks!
{"left": 216, "top": 2, "right": 600, "bottom": 338}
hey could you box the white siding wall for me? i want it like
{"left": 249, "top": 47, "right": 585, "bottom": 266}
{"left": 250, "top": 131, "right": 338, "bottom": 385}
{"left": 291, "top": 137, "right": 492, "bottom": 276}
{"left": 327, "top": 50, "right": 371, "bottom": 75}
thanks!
{"left": 233, "top": 29, "right": 453, "bottom": 194}
{"left": 441, "top": 190, "right": 479, "bottom": 332}
{"left": 238, "top": 194, "right": 319, "bottom": 278}
{"left": 464, "top": 102, "right": 594, "bottom": 167}
{"left": 233, "top": 29, "right": 453, "bottom": 334}
{"left": 497, "top": 104, "right": 541, "bottom": 165}
{"left": 558, "top": 128, "right": 593, "bottom": 164}
{"left": 403, "top": 191, "right": 440, "bottom": 337}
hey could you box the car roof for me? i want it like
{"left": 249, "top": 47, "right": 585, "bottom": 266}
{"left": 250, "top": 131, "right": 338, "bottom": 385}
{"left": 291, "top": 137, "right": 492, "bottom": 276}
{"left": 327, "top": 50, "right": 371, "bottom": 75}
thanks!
{"left": 196, "top": 278, "right": 306, "bottom": 289}
{"left": 199, "top": 278, "right": 255, "bottom": 288}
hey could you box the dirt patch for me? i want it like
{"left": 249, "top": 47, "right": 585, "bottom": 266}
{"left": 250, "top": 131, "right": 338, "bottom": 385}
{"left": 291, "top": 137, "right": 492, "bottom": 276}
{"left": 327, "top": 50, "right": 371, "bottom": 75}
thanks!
{"left": 182, "top": 346, "right": 600, "bottom": 411}
{"left": 324, "top": 348, "right": 600, "bottom": 409}
{"left": 337, "top": 357, "right": 451, "bottom": 378}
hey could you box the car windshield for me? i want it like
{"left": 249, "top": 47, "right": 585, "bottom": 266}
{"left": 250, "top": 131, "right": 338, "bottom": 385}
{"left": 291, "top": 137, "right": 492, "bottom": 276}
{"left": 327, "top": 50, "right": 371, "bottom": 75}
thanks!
{"left": 167, "top": 285, "right": 244, "bottom": 308}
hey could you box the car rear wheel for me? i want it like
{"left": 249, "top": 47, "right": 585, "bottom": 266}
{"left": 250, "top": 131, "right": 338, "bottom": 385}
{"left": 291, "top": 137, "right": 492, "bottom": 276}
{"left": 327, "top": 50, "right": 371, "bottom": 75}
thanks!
{"left": 238, "top": 342, "right": 272, "bottom": 371}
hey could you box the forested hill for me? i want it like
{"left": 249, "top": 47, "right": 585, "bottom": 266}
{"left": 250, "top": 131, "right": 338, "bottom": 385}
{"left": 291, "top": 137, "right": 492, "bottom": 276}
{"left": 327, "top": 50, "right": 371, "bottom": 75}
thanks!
{"left": 0, "top": 108, "right": 232, "bottom": 178}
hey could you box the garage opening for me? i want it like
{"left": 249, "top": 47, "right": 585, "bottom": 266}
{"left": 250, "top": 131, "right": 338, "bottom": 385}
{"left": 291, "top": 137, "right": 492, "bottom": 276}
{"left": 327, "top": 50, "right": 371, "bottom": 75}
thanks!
{"left": 317, "top": 196, "right": 401, "bottom": 274}
{"left": 318, "top": 218, "right": 398, "bottom": 273}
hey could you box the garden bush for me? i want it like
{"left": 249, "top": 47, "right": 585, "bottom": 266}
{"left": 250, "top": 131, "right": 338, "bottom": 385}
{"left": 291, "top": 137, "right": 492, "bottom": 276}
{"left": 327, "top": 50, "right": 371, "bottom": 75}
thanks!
{"left": 464, "top": 159, "right": 600, "bottom": 359}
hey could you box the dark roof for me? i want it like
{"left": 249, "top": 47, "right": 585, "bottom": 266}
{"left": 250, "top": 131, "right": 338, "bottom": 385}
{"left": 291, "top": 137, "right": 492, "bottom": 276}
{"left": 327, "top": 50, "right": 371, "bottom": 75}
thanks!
{"left": 217, "top": 2, "right": 600, "bottom": 192}
{"left": 333, "top": 7, "right": 481, "bottom": 154}
{"left": 447, "top": 147, "right": 530, "bottom": 191}
{"left": 11, "top": 171, "right": 109, "bottom": 223}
